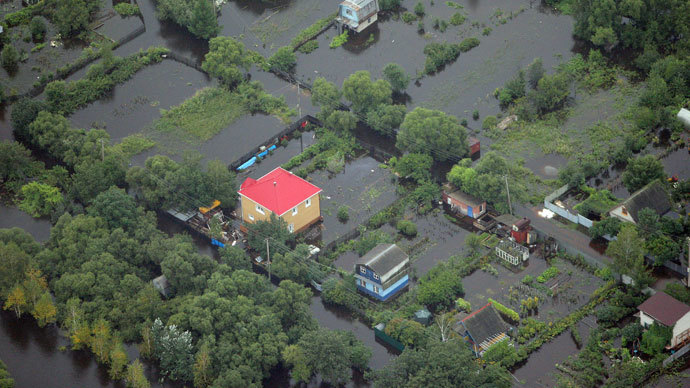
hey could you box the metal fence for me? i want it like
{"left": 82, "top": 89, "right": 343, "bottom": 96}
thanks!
{"left": 544, "top": 185, "right": 594, "bottom": 229}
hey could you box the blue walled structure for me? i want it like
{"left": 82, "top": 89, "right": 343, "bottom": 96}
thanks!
{"left": 354, "top": 244, "right": 410, "bottom": 301}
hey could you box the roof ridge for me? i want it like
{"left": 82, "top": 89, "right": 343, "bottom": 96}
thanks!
{"left": 462, "top": 302, "right": 492, "bottom": 322}
{"left": 365, "top": 244, "right": 395, "bottom": 266}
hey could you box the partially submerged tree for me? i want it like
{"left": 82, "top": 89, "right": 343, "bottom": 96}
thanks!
{"left": 396, "top": 107, "right": 469, "bottom": 162}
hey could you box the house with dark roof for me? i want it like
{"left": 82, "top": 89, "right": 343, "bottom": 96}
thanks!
{"left": 442, "top": 183, "right": 487, "bottom": 219}
{"left": 354, "top": 243, "right": 410, "bottom": 301}
{"left": 638, "top": 292, "right": 690, "bottom": 348}
{"left": 609, "top": 180, "right": 671, "bottom": 224}
{"left": 238, "top": 167, "right": 322, "bottom": 234}
{"left": 455, "top": 302, "right": 510, "bottom": 357}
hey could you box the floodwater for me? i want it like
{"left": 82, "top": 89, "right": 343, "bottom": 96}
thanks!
{"left": 239, "top": 130, "right": 318, "bottom": 179}
{"left": 512, "top": 315, "right": 597, "bottom": 387}
{"left": 0, "top": 205, "right": 52, "bottom": 242}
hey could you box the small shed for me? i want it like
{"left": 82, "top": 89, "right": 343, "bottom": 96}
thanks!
{"left": 468, "top": 137, "right": 480, "bottom": 156}
{"left": 495, "top": 239, "right": 529, "bottom": 266}
{"left": 455, "top": 303, "right": 509, "bottom": 357}
{"left": 355, "top": 243, "right": 410, "bottom": 301}
{"left": 609, "top": 180, "right": 671, "bottom": 224}
{"left": 413, "top": 308, "right": 432, "bottom": 325}
{"left": 442, "top": 183, "right": 487, "bottom": 219}
{"left": 337, "top": 0, "right": 379, "bottom": 33}
{"left": 510, "top": 217, "right": 532, "bottom": 244}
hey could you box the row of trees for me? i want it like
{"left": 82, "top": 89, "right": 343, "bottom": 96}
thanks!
{"left": 157, "top": 0, "right": 220, "bottom": 39}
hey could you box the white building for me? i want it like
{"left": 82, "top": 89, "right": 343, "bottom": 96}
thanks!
{"left": 337, "top": 0, "right": 379, "bottom": 34}
{"left": 638, "top": 291, "right": 690, "bottom": 348}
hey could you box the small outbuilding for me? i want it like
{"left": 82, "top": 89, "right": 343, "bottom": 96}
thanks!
{"left": 337, "top": 0, "right": 379, "bottom": 34}
{"left": 355, "top": 243, "right": 410, "bottom": 301}
{"left": 609, "top": 180, "right": 671, "bottom": 224}
{"left": 442, "top": 183, "right": 487, "bottom": 219}
{"left": 455, "top": 302, "right": 509, "bottom": 357}
{"left": 495, "top": 239, "right": 529, "bottom": 266}
{"left": 678, "top": 108, "right": 690, "bottom": 129}
{"left": 638, "top": 291, "right": 690, "bottom": 348}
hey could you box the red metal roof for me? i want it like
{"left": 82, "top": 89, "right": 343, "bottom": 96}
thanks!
{"left": 238, "top": 167, "right": 321, "bottom": 216}
{"left": 638, "top": 292, "right": 690, "bottom": 327}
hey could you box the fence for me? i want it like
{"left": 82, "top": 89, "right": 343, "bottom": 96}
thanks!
{"left": 544, "top": 185, "right": 594, "bottom": 229}
{"left": 663, "top": 342, "right": 690, "bottom": 367}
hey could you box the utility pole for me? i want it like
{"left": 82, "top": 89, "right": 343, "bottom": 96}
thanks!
{"left": 297, "top": 82, "right": 301, "bottom": 118}
{"left": 504, "top": 174, "right": 513, "bottom": 215}
{"left": 100, "top": 139, "right": 104, "bottom": 161}
{"left": 266, "top": 238, "right": 271, "bottom": 282}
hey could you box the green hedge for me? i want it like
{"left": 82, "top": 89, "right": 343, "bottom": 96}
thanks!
{"left": 4, "top": 1, "right": 44, "bottom": 27}
{"left": 290, "top": 12, "right": 337, "bottom": 49}
{"left": 488, "top": 298, "right": 520, "bottom": 324}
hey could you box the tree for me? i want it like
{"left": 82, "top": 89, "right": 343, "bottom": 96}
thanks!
{"left": 246, "top": 213, "right": 294, "bottom": 258}
{"left": 18, "top": 182, "right": 64, "bottom": 218}
{"left": 382, "top": 63, "right": 411, "bottom": 93}
{"left": 465, "top": 234, "right": 483, "bottom": 257}
{"left": 282, "top": 345, "right": 311, "bottom": 383}
{"left": 527, "top": 57, "right": 545, "bottom": 88}
{"left": 646, "top": 235, "right": 680, "bottom": 266}
{"left": 87, "top": 186, "right": 142, "bottom": 232}
{"left": 0, "top": 141, "right": 43, "bottom": 188}
{"left": 219, "top": 246, "right": 251, "bottom": 271}
{"left": 3, "top": 286, "right": 28, "bottom": 318}
{"left": 324, "top": 110, "right": 357, "bottom": 133}
{"left": 189, "top": 0, "right": 220, "bottom": 39}
{"left": 10, "top": 99, "right": 48, "bottom": 143}
{"left": 53, "top": 0, "right": 91, "bottom": 37}
{"left": 499, "top": 70, "right": 526, "bottom": 106}
{"left": 370, "top": 339, "right": 511, "bottom": 388}
{"left": 483, "top": 340, "right": 520, "bottom": 368}
{"left": 378, "top": 0, "right": 401, "bottom": 11}
{"left": 527, "top": 71, "right": 571, "bottom": 114}
{"left": 311, "top": 77, "right": 341, "bottom": 116}
{"left": 29, "top": 17, "right": 47, "bottom": 41}
{"left": 269, "top": 46, "right": 297, "bottom": 73}
{"left": 91, "top": 318, "right": 113, "bottom": 363}
{"left": 125, "top": 360, "right": 150, "bottom": 388}
{"left": 366, "top": 104, "right": 407, "bottom": 135}
{"left": 202, "top": 37, "right": 253, "bottom": 86}
{"left": 151, "top": 318, "right": 194, "bottom": 381}
{"left": 193, "top": 341, "right": 213, "bottom": 388}
{"left": 417, "top": 265, "right": 464, "bottom": 309}
{"left": 72, "top": 154, "right": 127, "bottom": 204}
{"left": 109, "top": 343, "right": 129, "bottom": 379}
{"left": 295, "top": 328, "right": 371, "bottom": 385}
{"left": 621, "top": 155, "right": 665, "bottom": 193}
{"left": 391, "top": 153, "right": 432, "bottom": 183}
{"left": 30, "top": 292, "right": 56, "bottom": 327}
{"left": 205, "top": 159, "right": 238, "bottom": 210}
{"left": 1, "top": 44, "right": 19, "bottom": 72}
{"left": 342, "top": 70, "right": 392, "bottom": 115}
{"left": 397, "top": 107, "right": 469, "bottom": 162}
{"left": 606, "top": 224, "right": 650, "bottom": 287}
{"left": 640, "top": 322, "right": 672, "bottom": 356}
{"left": 414, "top": 2, "right": 425, "bottom": 16}
{"left": 589, "top": 217, "right": 621, "bottom": 239}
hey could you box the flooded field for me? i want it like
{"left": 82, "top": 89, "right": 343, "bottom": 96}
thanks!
{"left": 0, "top": 205, "right": 51, "bottom": 242}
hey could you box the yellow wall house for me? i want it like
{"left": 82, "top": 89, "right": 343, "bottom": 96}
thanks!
{"left": 238, "top": 167, "right": 322, "bottom": 233}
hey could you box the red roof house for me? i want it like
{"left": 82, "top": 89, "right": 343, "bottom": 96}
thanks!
{"left": 638, "top": 292, "right": 690, "bottom": 348}
{"left": 238, "top": 168, "right": 322, "bottom": 233}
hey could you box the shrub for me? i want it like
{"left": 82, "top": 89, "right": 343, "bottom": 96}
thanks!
{"left": 482, "top": 115, "right": 497, "bottom": 130}
{"left": 517, "top": 318, "right": 546, "bottom": 343}
{"left": 268, "top": 46, "right": 297, "bottom": 72}
{"left": 29, "top": 17, "right": 47, "bottom": 41}
{"left": 385, "top": 318, "right": 427, "bottom": 348}
{"left": 417, "top": 267, "right": 464, "bottom": 310}
{"left": 536, "top": 266, "right": 560, "bottom": 283}
{"left": 621, "top": 322, "right": 643, "bottom": 347}
{"left": 379, "top": 0, "right": 401, "bottom": 11}
{"left": 423, "top": 42, "right": 461, "bottom": 74}
{"left": 449, "top": 12, "right": 465, "bottom": 26}
{"left": 472, "top": 110, "right": 479, "bottom": 120}
{"left": 417, "top": 21, "right": 425, "bottom": 33}
{"left": 414, "top": 2, "right": 425, "bottom": 17}
{"left": 1, "top": 44, "right": 19, "bottom": 71}
{"left": 401, "top": 11, "right": 416, "bottom": 23}
{"left": 329, "top": 31, "right": 348, "bottom": 48}
{"left": 114, "top": 3, "right": 140, "bottom": 17}
{"left": 455, "top": 297, "right": 471, "bottom": 312}
{"left": 488, "top": 298, "right": 519, "bottom": 324}
{"left": 640, "top": 323, "right": 672, "bottom": 356}
{"left": 457, "top": 37, "right": 480, "bottom": 52}
{"left": 396, "top": 220, "right": 417, "bottom": 236}
{"left": 297, "top": 40, "right": 319, "bottom": 54}
{"left": 19, "top": 182, "right": 64, "bottom": 217}
{"left": 483, "top": 340, "right": 520, "bottom": 368}
{"left": 521, "top": 274, "right": 533, "bottom": 285}
{"left": 337, "top": 206, "right": 349, "bottom": 222}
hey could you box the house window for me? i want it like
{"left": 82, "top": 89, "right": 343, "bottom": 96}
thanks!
{"left": 292, "top": 207, "right": 298, "bottom": 216}
{"left": 373, "top": 273, "right": 380, "bottom": 281}
{"left": 256, "top": 205, "right": 265, "bottom": 215}
{"left": 360, "top": 267, "right": 366, "bottom": 275}
{"left": 373, "top": 285, "right": 380, "bottom": 293}
{"left": 479, "top": 204, "right": 484, "bottom": 213}
{"left": 345, "top": 9, "right": 352, "bottom": 15}
{"left": 361, "top": 279, "right": 367, "bottom": 287}
{"left": 288, "top": 224, "right": 294, "bottom": 233}
{"left": 305, "top": 198, "right": 311, "bottom": 207}
{"left": 248, "top": 214, "right": 254, "bottom": 221}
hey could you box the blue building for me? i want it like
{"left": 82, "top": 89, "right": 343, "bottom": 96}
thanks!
{"left": 354, "top": 243, "right": 409, "bottom": 301}
{"left": 336, "top": 0, "right": 379, "bottom": 34}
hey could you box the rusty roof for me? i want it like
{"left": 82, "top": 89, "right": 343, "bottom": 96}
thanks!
{"left": 638, "top": 292, "right": 690, "bottom": 327}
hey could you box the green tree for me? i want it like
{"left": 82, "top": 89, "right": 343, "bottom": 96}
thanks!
{"left": 499, "top": 70, "right": 526, "bottom": 106}
{"left": 125, "top": 359, "right": 150, "bottom": 388}
{"left": 483, "top": 340, "right": 520, "bottom": 368}
{"left": 18, "top": 182, "right": 64, "bottom": 218}
{"left": 589, "top": 217, "right": 621, "bottom": 239}
{"left": 1, "top": 44, "right": 19, "bottom": 72}
{"left": 246, "top": 213, "right": 295, "bottom": 258}
{"left": 370, "top": 339, "right": 511, "bottom": 388}
{"left": 29, "top": 17, "right": 47, "bottom": 41}
{"left": 640, "top": 322, "right": 672, "bottom": 356}
{"left": 72, "top": 154, "right": 127, "bottom": 204}
{"left": 219, "top": 246, "right": 251, "bottom": 271}
{"left": 621, "top": 155, "right": 665, "bottom": 193}
{"left": 324, "top": 110, "right": 357, "bottom": 133}
{"left": 269, "top": 46, "right": 297, "bottom": 73}
{"left": 10, "top": 99, "right": 48, "bottom": 143}
{"left": 527, "top": 71, "right": 571, "bottom": 114}
{"left": 189, "top": 0, "right": 220, "bottom": 39}
{"left": 382, "top": 63, "right": 411, "bottom": 93}
{"left": 379, "top": 0, "right": 401, "bottom": 11}
{"left": 417, "top": 264, "right": 464, "bottom": 309}
{"left": 342, "top": 70, "right": 392, "bottom": 115}
{"left": 296, "top": 328, "right": 371, "bottom": 385}
{"left": 392, "top": 153, "right": 432, "bottom": 183}
{"left": 311, "top": 77, "right": 341, "bottom": 116}
{"left": 366, "top": 104, "right": 407, "bottom": 135}
{"left": 202, "top": 37, "right": 253, "bottom": 86}
{"left": 465, "top": 233, "right": 483, "bottom": 257}
{"left": 414, "top": 2, "right": 425, "bottom": 16}
{"left": 193, "top": 341, "right": 213, "bottom": 388}
{"left": 526, "top": 57, "right": 545, "bottom": 88}
{"left": 109, "top": 343, "right": 129, "bottom": 379}
{"left": 205, "top": 159, "right": 238, "bottom": 210}
{"left": 646, "top": 235, "right": 680, "bottom": 266}
{"left": 0, "top": 141, "right": 43, "bottom": 186}
{"left": 151, "top": 318, "right": 194, "bottom": 381}
{"left": 606, "top": 224, "right": 650, "bottom": 287}
{"left": 87, "top": 186, "right": 142, "bottom": 232}
{"left": 282, "top": 345, "right": 311, "bottom": 382}
{"left": 53, "top": 0, "right": 91, "bottom": 37}
{"left": 397, "top": 107, "right": 469, "bottom": 162}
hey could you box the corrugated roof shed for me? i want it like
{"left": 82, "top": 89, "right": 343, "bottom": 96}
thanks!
{"left": 461, "top": 303, "right": 508, "bottom": 345}
{"left": 356, "top": 243, "right": 409, "bottom": 280}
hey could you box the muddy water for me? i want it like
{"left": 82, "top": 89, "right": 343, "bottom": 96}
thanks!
{"left": 0, "top": 205, "right": 52, "bottom": 242}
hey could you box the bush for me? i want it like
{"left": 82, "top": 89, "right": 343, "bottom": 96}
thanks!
{"left": 488, "top": 298, "right": 519, "bottom": 324}
{"left": 329, "top": 31, "right": 348, "bottom": 48}
{"left": 640, "top": 323, "right": 672, "bottom": 356}
{"left": 401, "top": 11, "right": 416, "bottom": 24}
{"left": 521, "top": 275, "right": 533, "bottom": 285}
{"left": 536, "top": 266, "right": 560, "bottom": 283}
{"left": 297, "top": 40, "right": 318, "bottom": 54}
{"left": 384, "top": 318, "right": 427, "bottom": 348}
{"left": 472, "top": 110, "right": 479, "bottom": 120}
{"left": 482, "top": 115, "right": 497, "bottom": 130}
{"left": 621, "top": 322, "right": 643, "bottom": 347}
{"left": 414, "top": 2, "right": 425, "bottom": 17}
{"left": 1, "top": 44, "right": 19, "bottom": 71}
{"left": 378, "top": 0, "right": 401, "bottom": 11}
{"left": 337, "top": 206, "right": 349, "bottom": 222}
{"left": 396, "top": 220, "right": 417, "bottom": 236}
{"left": 455, "top": 297, "right": 471, "bottom": 312}
{"left": 517, "top": 318, "right": 546, "bottom": 343}
{"left": 268, "top": 46, "right": 297, "bottom": 72}
{"left": 423, "top": 42, "right": 461, "bottom": 74}
{"left": 483, "top": 340, "right": 520, "bottom": 368}
{"left": 114, "top": 3, "right": 140, "bottom": 16}
{"left": 449, "top": 12, "right": 465, "bottom": 26}
{"left": 29, "top": 17, "right": 47, "bottom": 41}
{"left": 457, "top": 37, "right": 480, "bottom": 52}
{"left": 417, "top": 267, "right": 464, "bottom": 310}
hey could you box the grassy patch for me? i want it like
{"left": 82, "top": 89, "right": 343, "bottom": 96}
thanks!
{"left": 154, "top": 87, "right": 247, "bottom": 141}
{"left": 111, "top": 134, "right": 156, "bottom": 158}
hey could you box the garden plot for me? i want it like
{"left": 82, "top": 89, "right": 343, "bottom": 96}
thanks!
{"left": 308, "top": 155, "right": 400, "bottom": 245}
